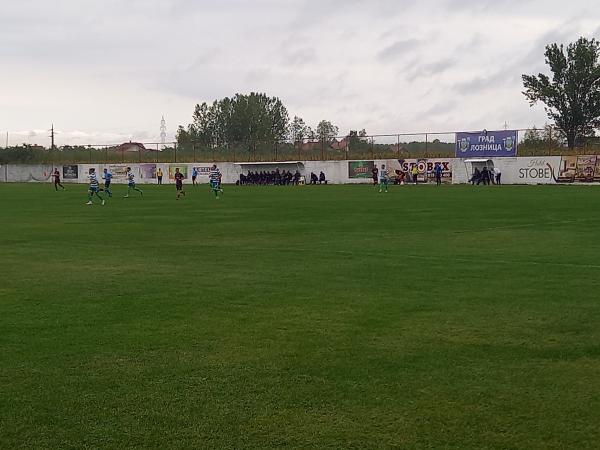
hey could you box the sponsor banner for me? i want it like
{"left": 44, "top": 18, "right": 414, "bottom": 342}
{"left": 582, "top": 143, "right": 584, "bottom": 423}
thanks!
{"left": 555, "top": 155, "right": 600, "bottom": 183}
{"left": 515, "top": 157, "right": 560, "bottom": 184}
{"left": 140, "top": 163, "right": 157, "bottom": 179}
{"left": 576, "top": 155, "right": 597, "bottom": 182}
{"left": 169, "top": 165, "right": 188, "bottom": 180}
{"left": 108, "top": 164, "right": 129, "bottom": 181}
{"left": 62, "top": 165, "right": 78, "bottom": 179}
{"left": 348, "top": 161, "right": 374, "bottom": 178}
{"left": 192, "top": 165, "right": 212, "bottom": 177}
{"left": 456, "top": 130, "right": 518, "bottom": 157}
{"left": 387, "top": 158, "right": 453, "bottom": 183}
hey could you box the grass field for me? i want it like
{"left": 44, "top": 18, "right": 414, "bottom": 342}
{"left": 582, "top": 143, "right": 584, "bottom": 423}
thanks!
{"left": 1, "top": 182, "right": 599, "bottom": 449}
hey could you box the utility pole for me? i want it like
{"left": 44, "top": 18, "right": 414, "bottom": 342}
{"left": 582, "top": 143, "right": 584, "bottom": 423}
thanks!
{"left": 50, "top": 124, "right": 55, "bottom": 150}
{"left": 160, "top": 116, "right": 166, "bottom": 150}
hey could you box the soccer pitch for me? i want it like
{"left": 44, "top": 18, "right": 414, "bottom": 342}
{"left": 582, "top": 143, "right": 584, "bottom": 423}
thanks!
{"left": 1, "top": 183, "right": 599, "bottom": 449}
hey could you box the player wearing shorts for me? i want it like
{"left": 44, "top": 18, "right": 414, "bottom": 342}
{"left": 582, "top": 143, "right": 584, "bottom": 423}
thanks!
{"left": 102, "top": 168, "right": 113, "bottom": 197}
{"left": 52, "top": 168, "right": 65, "bottom": 191}
{"left": 86, "top": 168, "right": 105, "bottom": 205}
{"left": 174, "top": 168, "right": 186, "bottom": 199}
{"left": 378, "top": 164, "right": 389, "bottom": 193}
{"left": 209, "top": 164, "right": 223, "bottom": 199}
{"left": 124, "top": 167, "right": 143, "bottom": 198}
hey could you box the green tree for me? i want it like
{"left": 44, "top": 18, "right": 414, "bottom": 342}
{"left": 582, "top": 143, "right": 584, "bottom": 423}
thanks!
{"left": 348, "top": 129, "right": 369, "bottom": 149}
{"left": 181, "top": 93, "right": 290, "bottom": 153}
{"left": 290, "top": 116, "right": 308, "bottom": 146}
{"left": 522, "top": 37, "right": 600, "bottom": 149}
{"left": 316, "top": 120, "right": 339, "bottom": 143}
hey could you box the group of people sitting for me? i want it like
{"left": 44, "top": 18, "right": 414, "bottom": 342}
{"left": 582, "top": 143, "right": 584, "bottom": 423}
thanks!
{"left": 238, "top": 169, "right": 328, "bottom": 186}
{"left": 309, "top": 172, "right": 327, "bottom": 185}
{"left": 469, "top": 167, "right": 502, "bottom": 185}
{"left": 239, "top": 169, "right": 302, "bottom": 185}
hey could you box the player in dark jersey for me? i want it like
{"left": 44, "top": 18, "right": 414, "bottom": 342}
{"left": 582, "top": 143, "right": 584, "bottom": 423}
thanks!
{"left": 52, "top": 168, "right": 65, "bottom": 191}
{"left": 174, "top": 168, "right": 186, "bottom": 200}
{"left": 434, "top": 163, "right": 443, "bottom": 186}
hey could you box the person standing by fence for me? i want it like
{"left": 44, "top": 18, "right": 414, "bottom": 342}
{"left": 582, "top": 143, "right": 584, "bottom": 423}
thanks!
{"left": 434, "top": 163, "right": 443, "bottom": 186}
{"left": 157, "top": 168, "right": 163, "bottom": 185}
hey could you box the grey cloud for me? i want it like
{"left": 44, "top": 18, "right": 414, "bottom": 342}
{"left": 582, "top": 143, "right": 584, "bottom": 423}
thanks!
{"left": 453, "top": 70, "right": 516, "bottom": 95}
{"left": 378, "top": 39, "right": 421, "bottom": 61}
{"left": 406, "top": 58, "right": 457, "bottom": 81}
{"left": 280, "top": 47, "right": 318, "bottom": 66}
{"left": 2, "top": 0, "right": 599, "bottom": 142}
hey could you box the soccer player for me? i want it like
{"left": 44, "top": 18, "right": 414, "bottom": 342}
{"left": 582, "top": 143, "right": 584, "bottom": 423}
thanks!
{"left": 192, "top": 167, "right": 198, "bottom": 186}
{"left": 371, "top": 166, "right": 379, "bottom": 186}
{"left": 434, "top": 163, "right": 443, "bottom": 186}
{"left": 124, "top": 167, "right": 143, "bottom": 198}
{"left": 209, "top": 164, "right": 223, "bottom": 198}
{"left": 174, "top": 167, "right": 186, "bottom": 199}
{"left": 378, "top": 164, "right": 389, "bottom": 193}
{"left": 102, "top": 168, "right": 113, "bottom": 197}
{"left": 52, "top": 168, "right": 65, "bottom": 191}
{"left": 86, "top": 168, "right": 105, "bottom": 205}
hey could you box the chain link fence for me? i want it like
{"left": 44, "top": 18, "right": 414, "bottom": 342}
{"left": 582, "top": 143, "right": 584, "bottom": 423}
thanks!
{"left": 1, "top": 129, "right": 599, "bottom": 164}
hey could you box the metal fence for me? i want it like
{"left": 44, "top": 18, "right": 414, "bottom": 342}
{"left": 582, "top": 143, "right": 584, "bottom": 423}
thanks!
{"left": 1, "top": 129, "right": 599, "bottom": 164}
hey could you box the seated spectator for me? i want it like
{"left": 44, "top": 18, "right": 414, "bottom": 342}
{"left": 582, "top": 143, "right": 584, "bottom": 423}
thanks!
{"left": 469, "top": 168, "right": 481, "bottom": 185}
{"left": 310, "top": 172, "right": 318, "bottom": 185}
{"left": 319, "top": 171, "right": 326, "bottom": 184}
{"left": 394, "top": 170, "right": 406, "bottom": 185}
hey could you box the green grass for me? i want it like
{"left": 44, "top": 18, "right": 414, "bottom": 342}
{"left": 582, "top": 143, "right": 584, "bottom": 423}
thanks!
{"left": 1, "top": 182, "right": 599, "bottom": 449}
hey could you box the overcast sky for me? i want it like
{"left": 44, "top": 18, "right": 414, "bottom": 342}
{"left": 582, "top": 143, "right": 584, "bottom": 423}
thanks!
{"left": 1, "top": 0, "right": 599, "bottom": 146}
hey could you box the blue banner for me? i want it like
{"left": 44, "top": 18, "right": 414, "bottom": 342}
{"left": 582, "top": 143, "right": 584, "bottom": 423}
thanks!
{"left": 456, "top": 130, "right": 518, "bottom": 158}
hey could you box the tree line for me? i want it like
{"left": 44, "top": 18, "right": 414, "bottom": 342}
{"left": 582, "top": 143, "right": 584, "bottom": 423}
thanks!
{"left": 174, "top": 36, "right": 599, "bottom": 153}
{"left": 175, "top": 92, "right": 342, "bottom": 151}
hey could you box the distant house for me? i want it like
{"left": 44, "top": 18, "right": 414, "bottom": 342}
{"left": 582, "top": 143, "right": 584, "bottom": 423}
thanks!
{"left": 330, "top": 137, "right": 350, "bottom": 151}
{"left": 300, "top": 137, "right": 350, "bottom": 152}
{"left": 114, "top": 142, "right": 147, "bottom": 153}
{"left": 300, "top": 140, "right": 321, "bottom": 151}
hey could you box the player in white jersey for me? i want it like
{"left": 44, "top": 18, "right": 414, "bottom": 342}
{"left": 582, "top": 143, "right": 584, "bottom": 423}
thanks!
{"left": 209, "top": 164, "right": 223, "bottom": 199}
{"left": 86, "top": 168, "right": 105, "bottom": 205}
{"left": 124, "top": 167, "right": 143, "bottom": 198}
{"left": 378, "top": 164, "right": 389, "bottom": 193}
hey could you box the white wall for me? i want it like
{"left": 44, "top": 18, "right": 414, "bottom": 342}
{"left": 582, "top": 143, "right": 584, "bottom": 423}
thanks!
{"left": 452, "top": 157, "right": 562, "bottom": 185}
{"left": 0, "top": 157, "right": 595, "bottom": 185}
